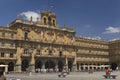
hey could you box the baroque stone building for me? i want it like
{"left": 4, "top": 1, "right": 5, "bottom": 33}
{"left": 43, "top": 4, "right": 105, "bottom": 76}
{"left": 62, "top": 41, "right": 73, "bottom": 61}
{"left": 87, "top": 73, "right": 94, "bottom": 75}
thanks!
{"left": 0, "top": 11, "right": 119, "bottom": 73}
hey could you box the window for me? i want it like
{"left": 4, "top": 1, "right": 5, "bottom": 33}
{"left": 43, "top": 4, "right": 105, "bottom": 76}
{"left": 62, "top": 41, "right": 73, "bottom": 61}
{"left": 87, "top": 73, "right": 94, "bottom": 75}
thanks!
{"left": 10, "top": 43, "right": 14, "bottom": 47}
{"left": 11, "top": 33, "right": 14, "bottom": 38}
{"left": 2, "top": 42, "right": 5, "bottom": 47}
{"left": 49, "top": 50, "right": 52, "bottom": 55}
{"left": 24, "top": 49, "right": 29, "bottom": 54}
{"left": 1, "top": 52, "right": 4, "bottom": 57}
{"left": 53, "top": 20, "right": 55, "bottom": 26}
{"left": 10, "top": 53, "right": 13, "bottom": 58}
{"left": 24, "top": 32, "right": 28, "bottom": 40}
{"left": 2, "top": 33, "right": 5, "bottom": 38}
{"left": 37, "top": 50, "right": 41, "bottom": 55}
{"left": 44, "top": 18, "right": 47, "bottom": 25}
{"left": 59, "top": 51, "right": 62, "bottom": 57}
{"left": 48, "top": 17, "right": 52, "bottom": 26}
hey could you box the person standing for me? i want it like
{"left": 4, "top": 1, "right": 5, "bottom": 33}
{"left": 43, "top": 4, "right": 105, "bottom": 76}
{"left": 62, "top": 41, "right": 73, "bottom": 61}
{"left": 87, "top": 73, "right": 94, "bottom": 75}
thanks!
{"left": 105, "top": 68, "right": 110, "bottom": 78}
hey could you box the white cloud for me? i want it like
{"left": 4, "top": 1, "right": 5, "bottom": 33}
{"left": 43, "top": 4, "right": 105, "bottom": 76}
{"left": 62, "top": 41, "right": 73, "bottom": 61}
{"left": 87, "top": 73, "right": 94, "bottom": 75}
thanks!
{"left": 103, "top": 26, "right": 120, "bottom": 34}
{"left": 20, "top": 11, "right": 41, "bottom": 22}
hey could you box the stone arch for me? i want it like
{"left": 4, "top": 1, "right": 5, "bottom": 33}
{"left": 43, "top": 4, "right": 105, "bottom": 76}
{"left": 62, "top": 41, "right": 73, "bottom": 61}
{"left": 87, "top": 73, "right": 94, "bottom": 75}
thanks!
{"left": 8, "top": 62, "right": 14, "bottom": 71}
{"left": 22, "top": 59, "right": 29, "bottom": 71}
{"left": 45, "top": 60, "right": 55, "bottom": 69}
{"left": 58, "top": 60, "right": 64, "bottom": 72}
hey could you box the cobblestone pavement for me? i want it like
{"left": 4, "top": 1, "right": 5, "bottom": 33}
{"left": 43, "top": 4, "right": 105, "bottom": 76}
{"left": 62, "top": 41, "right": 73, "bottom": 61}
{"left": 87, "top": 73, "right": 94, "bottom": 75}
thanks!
{"left": 5, "top": 71, "right": 120, "bottom": 80}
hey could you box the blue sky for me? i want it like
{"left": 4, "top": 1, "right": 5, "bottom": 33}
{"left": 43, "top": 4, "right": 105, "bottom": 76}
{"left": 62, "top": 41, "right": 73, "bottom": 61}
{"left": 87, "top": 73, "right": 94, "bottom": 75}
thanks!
{"left": 0, "top": 0, "right": 120, "bottom": 40}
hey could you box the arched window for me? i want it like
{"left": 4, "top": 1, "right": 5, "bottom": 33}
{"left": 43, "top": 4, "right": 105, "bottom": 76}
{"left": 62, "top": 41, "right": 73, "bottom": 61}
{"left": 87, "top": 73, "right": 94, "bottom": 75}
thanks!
{"left": 53, "top": 20, "right": 55, "bottom": 26}
{"left": 24, "top": 32, "right": 28, "bottom": 40}
{"left": 44, "top": 18, "right": 47, "bottom": 25}
{"left": 48, "top": 17, "right": 52, "bottom": 26}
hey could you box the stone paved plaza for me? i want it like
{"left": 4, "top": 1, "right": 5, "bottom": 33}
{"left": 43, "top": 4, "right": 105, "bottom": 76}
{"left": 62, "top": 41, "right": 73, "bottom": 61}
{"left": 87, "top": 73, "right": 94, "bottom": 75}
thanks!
{"left": 5, "top": 71, "right": 120, "bottom": 80}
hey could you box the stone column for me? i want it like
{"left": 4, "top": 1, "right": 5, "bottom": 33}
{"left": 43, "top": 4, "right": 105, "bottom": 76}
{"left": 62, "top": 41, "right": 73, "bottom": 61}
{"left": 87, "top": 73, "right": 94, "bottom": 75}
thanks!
{"left": 64, "top": 57, "right": 68, "bottom": 70}
{"left": 72, "top": 53, "right": 77, "bottom": 72}
{"left": 15, "top": 55, "right": 22, "bottom": 72}
{"left": 15, "top": 47, "right": 23, "bottom": 72}
{"left": 29, "top": 49, "right": 36, "bottom": 72}
{"left": 5, "top": 65, "right": 8, "bottom": 73}
{"left": 79, "top": 64, "right": 81, "bottom": 71}
{"left": 42, "top": 64, "right": 45, "bottom": 69}
{"left": 30, "top": 54, "right": 35, "bottom": 72}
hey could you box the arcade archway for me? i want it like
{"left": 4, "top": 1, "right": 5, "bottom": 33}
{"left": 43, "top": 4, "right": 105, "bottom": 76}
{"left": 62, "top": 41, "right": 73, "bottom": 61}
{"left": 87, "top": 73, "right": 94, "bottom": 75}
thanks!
{"left": 35, "top": 60, "right": 42, "bottom": 69}
{"left": 58, "top": 60, "right": 64, "bottom": 72}
{"left": 68, "top": 61, "right": 73, "bottom": 71}
{"left": 8, "top": 62, "right": 14, "bottom": 71}
{"left": 111, "top": 63, "right": 117, "bottom": 70}
{"left": 22, "top": 59, "right": 29, "bottom": 71}
{"left": 45, "top": 60, "right": 55, "bottom": 69}
{"left": 0, "top": 62, "right": 5, "bottom": 72}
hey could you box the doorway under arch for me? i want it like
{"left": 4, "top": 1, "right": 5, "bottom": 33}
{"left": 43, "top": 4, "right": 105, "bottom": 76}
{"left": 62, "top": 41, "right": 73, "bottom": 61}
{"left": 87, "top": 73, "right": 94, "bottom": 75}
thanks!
{"left": 68, "top": 61, "right": 73, "bottom": 72}
{"left": 45, "top": 60, "right": 55, "bottom": 69}
{"left": 111, "top": 63, "right": 117, "bottom": 70}
{"left": 22, "top": 59, "right": 29, "bottom": 71}
{"left": 8, "top": 62, "right": 14, "bottom": 71}
{"left": 58, "top": 60, "right": 64, "bottom": 72}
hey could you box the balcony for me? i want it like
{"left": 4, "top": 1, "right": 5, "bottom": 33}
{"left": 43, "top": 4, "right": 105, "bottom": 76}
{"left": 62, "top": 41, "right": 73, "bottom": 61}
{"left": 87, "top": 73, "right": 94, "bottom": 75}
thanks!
{"left": 77, "top": 57, "right": 109, "bottom": 62}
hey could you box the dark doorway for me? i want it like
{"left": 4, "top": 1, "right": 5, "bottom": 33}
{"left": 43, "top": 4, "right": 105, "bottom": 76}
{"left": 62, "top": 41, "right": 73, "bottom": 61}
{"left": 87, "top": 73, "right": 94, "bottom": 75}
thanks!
{"left": 111, "top": 63, "right": 117, "bottom": 70}
{"left": 22, "top": 59, "right": 29, "bottom": 71}
{"left": 8, "top": 62, "right": 14, "bottom": 71}
{"left": 0, "top": 62, "right": 5, "bottom": 72}
{"left": 77, "top": 63, "right": 79, "bottom": 70}
{"left": 35, "top": 60, "right": 42, "bottom": 69}
{"left": 58, "top": 60, "right": 64, "bottom": 72}
{"left": 68, "top": 61, "right": 73, "bottom": 71}
{"left": 45, "top": 60, "right": 55, "bottom": 69}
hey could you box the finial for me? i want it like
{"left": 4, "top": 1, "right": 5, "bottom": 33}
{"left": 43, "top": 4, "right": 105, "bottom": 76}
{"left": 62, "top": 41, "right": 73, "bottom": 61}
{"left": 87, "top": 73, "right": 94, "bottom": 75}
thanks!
{"left": 36, "top": 17, "right": 39, "bottom": 23}
{"left": 72, "top": 25, "right": 74, "bottom": 30}
{"left": 64, "top": 24, "right": 66, "bottom": 29}
{"left": 30, "top": 16, "right": 33, "bottom": 23}
{"left": 37, "top": 17, "right": 39, "bottom": 22}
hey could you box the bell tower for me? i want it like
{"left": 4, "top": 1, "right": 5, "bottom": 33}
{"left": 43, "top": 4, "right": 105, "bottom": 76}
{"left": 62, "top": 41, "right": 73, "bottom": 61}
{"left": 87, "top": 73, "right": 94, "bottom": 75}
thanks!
{"left": 41, "top": 11, "right": 57, "bottom": 27}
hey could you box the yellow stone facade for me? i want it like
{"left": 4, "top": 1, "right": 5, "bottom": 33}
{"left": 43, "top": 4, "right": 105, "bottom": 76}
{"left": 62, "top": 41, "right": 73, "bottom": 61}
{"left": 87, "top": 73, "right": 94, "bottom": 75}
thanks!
{"left": 0, "top": 11, "right": 119, "bottom": 72}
